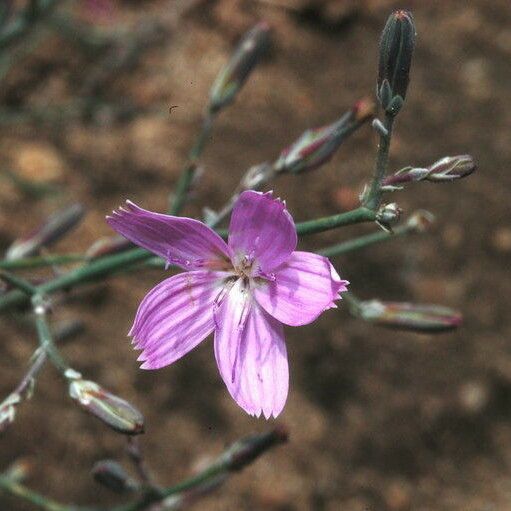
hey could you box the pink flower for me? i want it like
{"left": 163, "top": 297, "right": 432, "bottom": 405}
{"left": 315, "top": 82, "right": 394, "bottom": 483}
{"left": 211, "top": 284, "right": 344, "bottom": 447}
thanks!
{"left": 107, "top": 191, "right": 348, "bottom": 418}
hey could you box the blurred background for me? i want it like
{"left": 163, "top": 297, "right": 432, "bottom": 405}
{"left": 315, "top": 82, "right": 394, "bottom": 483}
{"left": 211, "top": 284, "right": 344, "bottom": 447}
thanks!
{"left": 1, "top": 0, "right": 510, "bottom": 509}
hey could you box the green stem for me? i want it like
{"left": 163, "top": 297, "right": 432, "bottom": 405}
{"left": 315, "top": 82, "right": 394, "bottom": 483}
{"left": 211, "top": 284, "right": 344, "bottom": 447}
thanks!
{"left": 32, "top": 295, "right": 71, "bottom": 375}
{"left": 318, "top": 221, "right": 413, "bottom": 258}
{"left": 363, "top": 113, "right": 394, "bottom": 211}
{"left": 0, "top": 271, "right": 38, "bottom": 295}
{"left": 0, "top": 254, "right": 85, "bottom": 270}
{"left": 168, "top": 114, "right": 214, "bottom": 215}
{"left": 295, "top": 207, "right": 375, "bottom": 236}
{"left": 0, "top": 475, "right": 89, "bottom": 511}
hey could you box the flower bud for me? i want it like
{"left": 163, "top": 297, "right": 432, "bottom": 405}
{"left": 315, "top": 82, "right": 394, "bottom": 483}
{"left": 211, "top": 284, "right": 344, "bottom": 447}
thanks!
{"left": 223, "top": 425, "right": 288, "bottom": 472}
{"left": 359, "top": 300, "right": 462, "bottom": 333}
{"left": 6, "top": 203, "right": 85, "bottom": 260}
{"left": 85, "top": 235, "right": 132, "bottom": 260}
{"left": 424, "top": 155, "right": 476, "bottom": 182}
{"left": 376, "top": 202, "right": 402, "bottom": 232}
{"left": 69, "top": 379, "right": 144, "bottom": 435}
{"left": 92, "top": 460, "right": 138, "bottom": 493}
{"left": 275, "top": 99, "right": 375, "bottom": 175}
{"left": 209, "top": 22, "right": 271, "bottom": 114}
{"left": 383, "top": 155, "right": 476, "bottom": 188}
{"left": 377, "top": 10, "right": 415, "bottom": 115}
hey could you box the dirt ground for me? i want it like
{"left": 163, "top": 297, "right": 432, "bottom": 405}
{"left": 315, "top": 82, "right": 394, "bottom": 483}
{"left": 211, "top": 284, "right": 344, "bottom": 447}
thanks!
{"left": 1, "top": 0, "right": 511, "bottom": 510}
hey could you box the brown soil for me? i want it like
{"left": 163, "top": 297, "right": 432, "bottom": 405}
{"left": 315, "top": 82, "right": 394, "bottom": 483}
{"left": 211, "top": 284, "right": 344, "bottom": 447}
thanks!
{"left": 1, "top": 1, "right": 511, "bottom": 510}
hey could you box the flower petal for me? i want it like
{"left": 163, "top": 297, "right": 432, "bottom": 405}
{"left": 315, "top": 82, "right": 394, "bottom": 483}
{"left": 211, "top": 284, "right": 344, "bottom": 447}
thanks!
{"left": 131, "top": 270, "right": 229, "bottom": 370}
{"left": 228, "top": 191, "right": 297, "bottom": 274}
{"left": 253, "top": 251, "right": 348, "bottom": 326}
{"left": 214, "top": 279, "right": 289, "bottom": 419}
{"left": 107, "top": 201, "right": 231, "bottom": 271}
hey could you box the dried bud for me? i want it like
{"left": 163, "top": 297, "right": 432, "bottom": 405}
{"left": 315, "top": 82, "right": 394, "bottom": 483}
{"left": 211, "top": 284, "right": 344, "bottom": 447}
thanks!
{"left": 69, "top": 379, "right": 144, "bottom": 435}
{"left": 275, "top": 99, "right": 374, "bottom": 175}
{"left": 377, "top": 10, "right": 415, "bottom": 115}
{"left": 86, "top": 235, "right": 132, "bottom": 260}
{"left": 424, "top": 155, "right": 476, "bottom": 182}
{"left": 383, "top": 155, "right": 476, "bottom": 188}
{"left": 3, "top": 458, "right": 33, "bottom": 483}
{"left": 0, "top": 393, "right": 20, "bottom": 434}
{"left": 6, "top": 203, "right": 85, "bottom": 260}
{"left": 376, "top": 202, "right": 402, "bottom": 232}
{"left": 209, "top": 22, "right": 271, "bottom": 114}
{"left": 92, "top": 460, "right": 138, "bottom": 493}
{"left": 406, "top": 210, "right": 435, "bottom": 233}
{"left": 359, "top": 300, "right": 462, "bottom": 333}
{"left": 223, "top": 425, "right": 288, "bottom": 472}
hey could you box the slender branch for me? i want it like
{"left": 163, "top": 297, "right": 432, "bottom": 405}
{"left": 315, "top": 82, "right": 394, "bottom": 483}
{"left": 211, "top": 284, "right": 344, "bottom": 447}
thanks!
{"left": 0, "top": 475, "right": 83, "bottom": 511}
{"left": 126, "top": 437, "right": 160, "bottom": 491}
{"left": 113, "top": 427, "right": 287, "bottom": 511}
{"left": 363, "top": 113, "right": 394, "bottom": 211}
{"left": 32, "top": 295, "right": 70, "bottom": 375}
{"left": 0, "top": 271, "right": 38, "bottom": 295}
{"left": 0, "top": 254, "right": 85, "bottom": 270}
{"left": 318, "top": 219, "right": 415, "bottom": 258}
{"left": 168, "top": 114, "right": 214, "bottom": 215}
{"left": 295, "top": 207, "right": 375, "bottom": 236}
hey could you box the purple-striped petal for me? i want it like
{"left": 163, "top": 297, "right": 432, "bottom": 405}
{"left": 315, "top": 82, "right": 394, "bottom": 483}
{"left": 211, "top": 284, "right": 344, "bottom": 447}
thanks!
{"left": 253, "top": 251, "right": 348, "bottom": 326}
{"left": 214, "top": 279, "right": 288, "bottom": 419}
{"left": 131, "top": 270, "right": 229, "bottom": 370}
{"left": 228, "top": 191, "right": 297, "bottom": 274}
{"left": 107, "top": 201, "right": 232, "bottom": 271}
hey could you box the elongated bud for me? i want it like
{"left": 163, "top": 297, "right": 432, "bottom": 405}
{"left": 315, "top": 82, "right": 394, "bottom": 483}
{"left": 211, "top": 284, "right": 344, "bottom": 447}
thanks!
{"left": 275, "top": 98, "right": 375, "bottom": 175}
{"left": 222, "top": 425, "right": 288, "bottom": 471}
{"left": 6, "top": 203, "right": 85, "bottom": 260}
{"left": 359, "top": 300, "right": 462, "bottom": 333}
{"left": 69, "top": 379, "right": 144, "bottom": 435}
{"left": 86, "top": 235, "right": 132, "bottom": 260}
{"left": 92, "top": 460, "right": 138, "bottom": 493}
{"left": 383, "top": 155, "right": 476, "bottom": 188}
{"left": 209, "top": 22, "right": 271, "bottom": 114}
{"left": 377, "top": 10, "right": 415, "bottom": 115}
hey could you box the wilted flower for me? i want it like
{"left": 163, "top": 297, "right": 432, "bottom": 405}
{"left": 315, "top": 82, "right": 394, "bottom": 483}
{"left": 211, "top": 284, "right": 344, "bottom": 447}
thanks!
{"left": 209, "top": 22, "right": 270, "bottom": 114}
{"left": 107, "top": 191, "right": 348, "bottom": 418}
{"left": 275, "top": 98, "right": 375, "bottom": 174}
{"left": 383, "top": 155, "right": 476, "bottom": 188}
{"left": 69, "top": 378, "right": 144, "bottom": 434}
{"left": 359, "top": 300, "right": 462, "bottom": 333}
{"left": 86, "top": 235, "right": 132, "bottom": 260}
{"left": 6, "top": 203, "right": 85, "bottom": 260}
